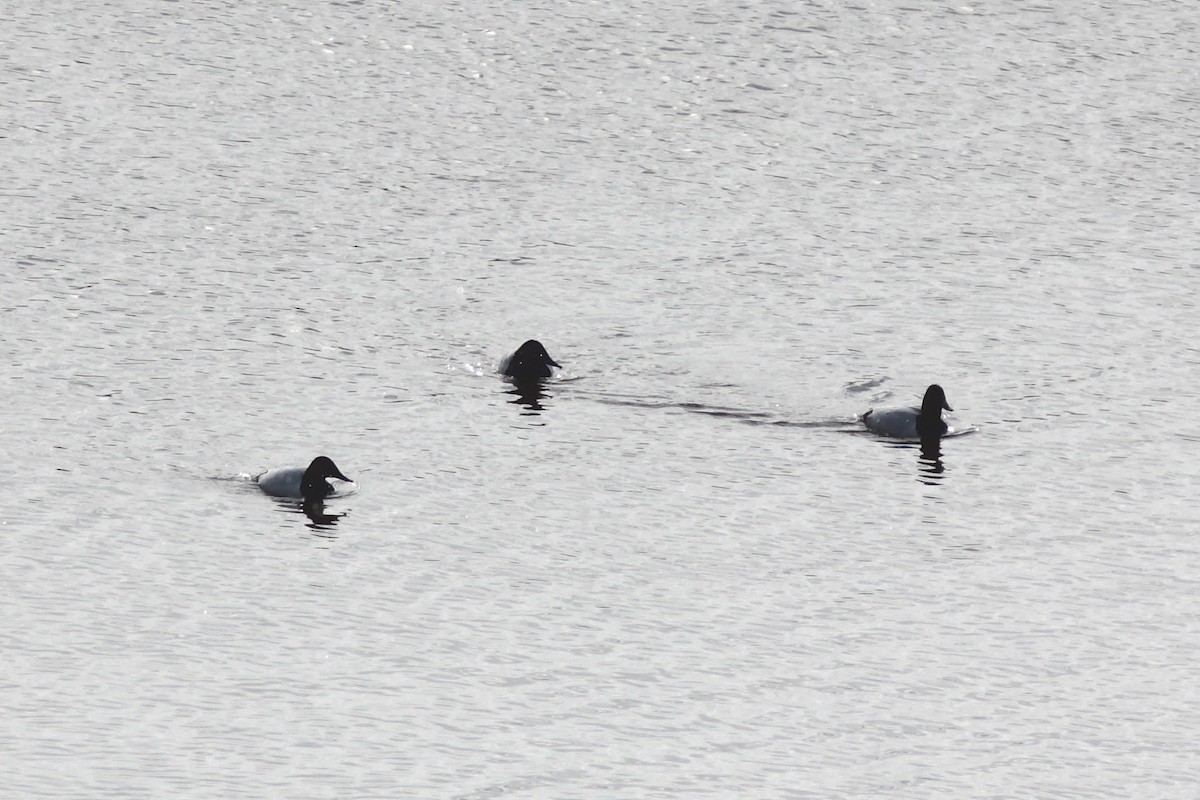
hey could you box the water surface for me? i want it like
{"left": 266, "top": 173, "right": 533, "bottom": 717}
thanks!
{"left": 4, "top": 1, "right": 1199, "bottom": 797}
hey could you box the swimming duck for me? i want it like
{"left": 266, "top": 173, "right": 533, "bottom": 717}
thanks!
{"left": 499, "top": 339, "right": 560, "bottom": 381}
{"left": 862, "top": 384, "right": 952, "bottom": 439}
{"left": 256, "top": 456, "right": 352, "bottom": 500}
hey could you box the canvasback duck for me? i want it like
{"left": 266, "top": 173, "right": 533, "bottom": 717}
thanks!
{"left": 256, "top": 456, "right": 352, "bottom": 500}
{"left": 499, "top": 339, "right": 560, "bottom": 382}
{"left": 863, "top": 384, "right": 952, "bottom": 439}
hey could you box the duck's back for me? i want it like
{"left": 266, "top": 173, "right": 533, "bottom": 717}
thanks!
{"left": 862, "top": 407, "right": 921, "bottom": 438}
{"left": 256, "top": 467, "right": 305, "bottom": 497}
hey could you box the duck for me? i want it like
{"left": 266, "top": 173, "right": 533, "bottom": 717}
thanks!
{"left": 862, "top": 384, "right": 952, "bottom": 439}
{"left": 256, "top": 456, "right": 352, "bottom": 500}
{"left": 499, "top": 339, "right": 560, "bottom": 382}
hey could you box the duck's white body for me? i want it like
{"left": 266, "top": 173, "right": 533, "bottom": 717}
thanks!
{"left": 255, "top": 467, "right": 308, "bottom": 498}
{"left": 255, "top": 456, "right": 352, "bottom": 500}
{"left": 862, "top": 406, "right": 925, "bottom": 438}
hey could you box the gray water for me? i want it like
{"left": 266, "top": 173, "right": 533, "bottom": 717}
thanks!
{"left": 4, "top": 1, "right": 1199, "bottom": 797}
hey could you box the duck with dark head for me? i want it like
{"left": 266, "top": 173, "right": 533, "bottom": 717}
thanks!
{"left": 256, "top": 455, "right": 353, "bottom": 500}
{"left": 499, "top": 339, "right": 560, "bottom": 383}
{"left": 862, "top": 384, "right": 952, "bottom": 439}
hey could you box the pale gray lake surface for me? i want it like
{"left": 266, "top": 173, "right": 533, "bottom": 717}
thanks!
{"left": 4, "top": 1, "right": 1199, "bottom": 797}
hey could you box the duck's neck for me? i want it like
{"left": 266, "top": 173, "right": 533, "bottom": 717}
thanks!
{"left": 300, "top": 473, "right": 330, "bottom": 499}
{"left": 916, "top": 404, "right": 946, "bottom": 435}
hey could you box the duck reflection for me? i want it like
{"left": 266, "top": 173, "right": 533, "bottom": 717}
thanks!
{"left": 883, "top": 434, "right": 948, "bottom": 485}
{"left": 270, "top": 497, "right": 347, "bottom": 535}
{"left": 505, "top": 381, "right": 552, "bottom": 414}
{"left": 301, "top": 499, "right": 346, "bottom": 533}
{"left": 916, "top": 434, "right": 946, "bottom": 485}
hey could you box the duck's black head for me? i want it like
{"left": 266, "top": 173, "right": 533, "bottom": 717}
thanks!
{"left": 502, "top": 339, "right": 560, "bottom": 381}
{"left": 301, "top": 456, "right": 351, "bottom": 499}
{"left": 916, "top": 384, "right": 951, "bottom": 437}
{"left": 921, "top": 384, "right": 952, "bottom": 413}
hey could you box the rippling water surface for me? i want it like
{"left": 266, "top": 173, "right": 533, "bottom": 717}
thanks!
{"left": 4, "top": 1, "right": 1199, "bottom": 797}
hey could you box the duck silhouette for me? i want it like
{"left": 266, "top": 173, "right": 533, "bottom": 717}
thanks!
{"left": 862, "top": 384, "right": 952, "bottom": 439}
{"left": 256, "top": 456, "right": 352, "bottom": 500}
{"left": 499, "top": 339, "right": 560, "bottom": 382}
